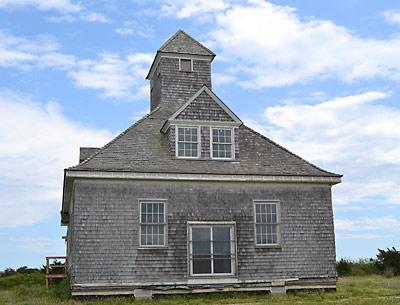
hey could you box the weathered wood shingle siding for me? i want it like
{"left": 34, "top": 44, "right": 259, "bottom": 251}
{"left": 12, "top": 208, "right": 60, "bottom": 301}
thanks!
{"left": 176, "top": 91, "right": 234, "bottom": 121}
{"left": 158, "top": 58, "right": 211, "bottom": 109}
{"left": 70, "top": 180, "right": 336, "bottom": 285}
{"left": 166, "top": 126, "right": 176, "bottom": 157}
{"left": 200, "top": 126, "right": 210, "bottom": 158}
{"left": 150, "top": 71, "right": 162, "bottom": 111}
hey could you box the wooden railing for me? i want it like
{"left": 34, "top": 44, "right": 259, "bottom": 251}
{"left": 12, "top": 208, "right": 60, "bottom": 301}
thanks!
{"left": 45, "top": 256, "right": 67, "bottom": 288}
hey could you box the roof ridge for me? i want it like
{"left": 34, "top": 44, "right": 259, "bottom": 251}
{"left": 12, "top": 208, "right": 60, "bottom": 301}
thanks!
{"left": 158, "top": 30, "right": 215, "bottom": 56}
{"left": 242, "top": 125, "right": 342, "bottom": 177}
{"left": 68, "top": 106, "right": 161, "bottom": 170}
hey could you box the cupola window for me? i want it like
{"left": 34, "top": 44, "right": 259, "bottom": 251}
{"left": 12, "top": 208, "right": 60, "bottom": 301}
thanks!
{"left": 179, "top": 58, "right": 192, "bottom": 72}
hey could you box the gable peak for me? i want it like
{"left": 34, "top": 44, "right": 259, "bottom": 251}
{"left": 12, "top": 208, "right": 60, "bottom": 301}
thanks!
{"left": 158, "top": 30, "right": 215, "bottom": 56}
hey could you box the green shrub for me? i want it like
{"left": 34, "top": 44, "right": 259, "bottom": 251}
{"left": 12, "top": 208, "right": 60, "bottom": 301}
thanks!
{"left": 0, "top": 271, "right": 44, "bottom": 288}
{"left": 337, "top": 259, "right": 352, "bottom": 276}
{"left": 336, "top": 259, "right": 380, "bottom": 276}
{"left": 1, "top": 268, "right": 16, "bottom": 277}
{"left": 376, "top": 247, "right": 400, "bottom": 276}
{"left": 48, "top": 278, "right": 71, "bottom": 300}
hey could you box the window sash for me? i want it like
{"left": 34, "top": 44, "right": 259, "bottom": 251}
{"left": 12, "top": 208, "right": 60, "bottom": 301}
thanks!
{"left": 254, "top": 202, "right": 279, "bottom": 246}
{"left": 140, "top": 201, "right": 166, "bottom": 247}
{"left": 211, "top": 128, "right": 233, "bottom": 159}
{"left": 189, "top": 225, "right": 236, "bottom": 276}
{"left": 176, "top": 126, "right": 199, "bottom": 158}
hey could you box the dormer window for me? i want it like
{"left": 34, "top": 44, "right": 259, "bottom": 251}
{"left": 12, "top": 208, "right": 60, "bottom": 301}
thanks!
{"left": 211, "top": 128, "right": 234, "bottom": 159}
{"left": 179, "top": 58, "right": 192, "bottom": 72}
{"left": 176, "top": 126, "right": 199, "bottom": 158}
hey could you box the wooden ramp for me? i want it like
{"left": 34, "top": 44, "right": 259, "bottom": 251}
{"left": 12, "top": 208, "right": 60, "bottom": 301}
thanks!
{"left": 45, "top": 256, "right": 67, "bottom": 288}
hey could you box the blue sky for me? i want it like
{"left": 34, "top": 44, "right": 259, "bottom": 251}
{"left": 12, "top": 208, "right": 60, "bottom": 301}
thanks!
{"left": 0, "top": 0, "right": 400, "bottom": 269}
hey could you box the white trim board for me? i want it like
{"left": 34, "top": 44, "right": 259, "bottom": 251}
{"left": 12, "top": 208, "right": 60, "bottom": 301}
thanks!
{"left": 65, "top": 170, "right": 341, "bottom": 184}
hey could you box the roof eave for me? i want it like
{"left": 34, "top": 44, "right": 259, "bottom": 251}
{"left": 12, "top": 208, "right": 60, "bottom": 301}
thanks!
{"left": 64, "top": 169, "right": 342, "bottom": 185}
{"left": 61, "top": 169, "right": 73, "bottom": 226}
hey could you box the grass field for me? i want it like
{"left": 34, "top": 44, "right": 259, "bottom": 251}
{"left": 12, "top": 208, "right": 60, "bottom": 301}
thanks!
{"left": 1, "top": 274, "right": 400, "bottom": 305}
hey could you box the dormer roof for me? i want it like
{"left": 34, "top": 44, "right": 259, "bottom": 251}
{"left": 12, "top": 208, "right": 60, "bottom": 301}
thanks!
{"left": 161, "top": 85, "right": 242, "bottom": 132}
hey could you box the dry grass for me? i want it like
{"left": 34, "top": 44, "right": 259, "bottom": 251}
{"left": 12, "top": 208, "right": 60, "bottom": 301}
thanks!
{"left": 1, "top": 275, "right": 400, "bottom": 305}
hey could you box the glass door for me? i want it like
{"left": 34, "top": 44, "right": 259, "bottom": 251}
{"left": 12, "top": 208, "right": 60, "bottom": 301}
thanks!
{"left": 189, "top": 224, "right": 235, "bottom": 276}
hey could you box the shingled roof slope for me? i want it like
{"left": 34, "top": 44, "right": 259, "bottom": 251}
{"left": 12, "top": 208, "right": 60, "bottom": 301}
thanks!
{"left": 69, "top": 105, "right": 340, "bottom": 177}
{"left": 158, "top": 30, "right": 215, "bottom": 56}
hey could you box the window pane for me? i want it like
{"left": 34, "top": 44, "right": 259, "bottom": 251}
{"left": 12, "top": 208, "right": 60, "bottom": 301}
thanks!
{"left": 193, "top": 258, "right": 211, "bottom": 274}
{"left": 213, "top": 227, "right": 230, "bottom": 241}
{"left": 213, "top": 241, "right": 231, "bottom": 255}
{"left": 193, "top": 241, "right": 211, "bottom": 255}
{"left": 192, "top": 227, "right": 210, "bottom": 241}
{"left": 214, "top": 257, "right": 231, "bottom": 274}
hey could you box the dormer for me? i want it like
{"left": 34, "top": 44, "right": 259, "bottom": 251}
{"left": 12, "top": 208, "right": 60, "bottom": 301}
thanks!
{"left": 161, "top": 86, "right": 242, "bottom": 161}
{"left": 146, "top": 30, "right": 215, "bottom": 111}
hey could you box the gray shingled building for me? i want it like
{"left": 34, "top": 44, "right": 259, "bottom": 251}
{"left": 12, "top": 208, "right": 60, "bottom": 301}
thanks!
{"left": 61, "top": 30, "right": 342, "bottom": 297}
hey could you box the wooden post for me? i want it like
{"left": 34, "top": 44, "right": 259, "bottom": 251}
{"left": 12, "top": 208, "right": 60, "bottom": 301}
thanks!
{"left": 45, "top": 256, "right": 67, "bottom": 288}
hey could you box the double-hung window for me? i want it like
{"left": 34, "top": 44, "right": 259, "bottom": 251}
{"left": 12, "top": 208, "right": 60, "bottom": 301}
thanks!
{"left": 255, "top": 201, "right": 279, "bottom": 246}
{"left": 211, "top": 128, "right": 233, "bottom": 159}
{"left": 176, "top": 126, "right": 199, "bottom": 158}
{"left": 140, "top": 201, "right": 166, "bottom": 247}
{"left": 188, "top": 223, "right": 236, "bottom": 276}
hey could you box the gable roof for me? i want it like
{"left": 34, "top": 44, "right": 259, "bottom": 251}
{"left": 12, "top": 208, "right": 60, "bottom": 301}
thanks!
{"left": 164, "top": 86, "right": 241, "bottom": 127}
{"left": 69, "top": 104, "right": 341, "bottom": 178}
{"left": 158, "top": 30, "right": 215, "bottom": 56}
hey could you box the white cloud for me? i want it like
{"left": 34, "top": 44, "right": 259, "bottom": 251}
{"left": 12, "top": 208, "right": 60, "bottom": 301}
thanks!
{"left": 0, "top": 30, "right": 76, "bottom": 70}
{"left": 213, "top": 72, "right": 237, "bottom": 86}
{"left": 68, "top": 52, "right": 153, "bottom": 100}
{"left": 9, "top": 237, "right": 65, "bottom": 254}
{"left": 1, "top": 30, "right": 151, "bottom": 100}
{"left": 245, "top": 91, "right": 400, "bottom": 207}
{"left": 204, "top": 1, "right": 400, "bottom": 87}
{"left": 161, "top": 0, "right": 232, "bottom": 19}
{"left": 0, "top": 0, "right": 82, "bottom": 13}
{"left": 115, "top": 21, "right": 153, "bottom": 37}
{"left": 382, "top": 10, "right": 400, "bottom": 25}
{"left": 0, "top": 91, "right": 112, "bottom": 228}
{"left": 82, "top": 12, "right": 111, "bottom": 23}
{"left": 336, "top": 233, "right": 385, "bottom": 239}
{"left": 335, "top": 216, "right": 400, "bottom": 231}
{"left": 0, "top": 0, "right": 111, "bottom": 23}
{"left": 48, "top": 12, "right": 111, "bottom": 23}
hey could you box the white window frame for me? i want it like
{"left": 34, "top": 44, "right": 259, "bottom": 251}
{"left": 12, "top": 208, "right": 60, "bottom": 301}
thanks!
{"left": 139, "top": 199, "right": 168, "bottom": 248}
{"left": 175, "top": 125, "right": 201, "bottom": 159}
{"left": 254, "top": 200, "right": 281, "bottom": 247}
{"left": 188, "top": 221, "right": 236, "bottom": 277}
{"left": 179, "top": 58, "right": 193, "bottom": 72}
{"left": 210, "top": 127, "right": 235, "bottom": 160}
